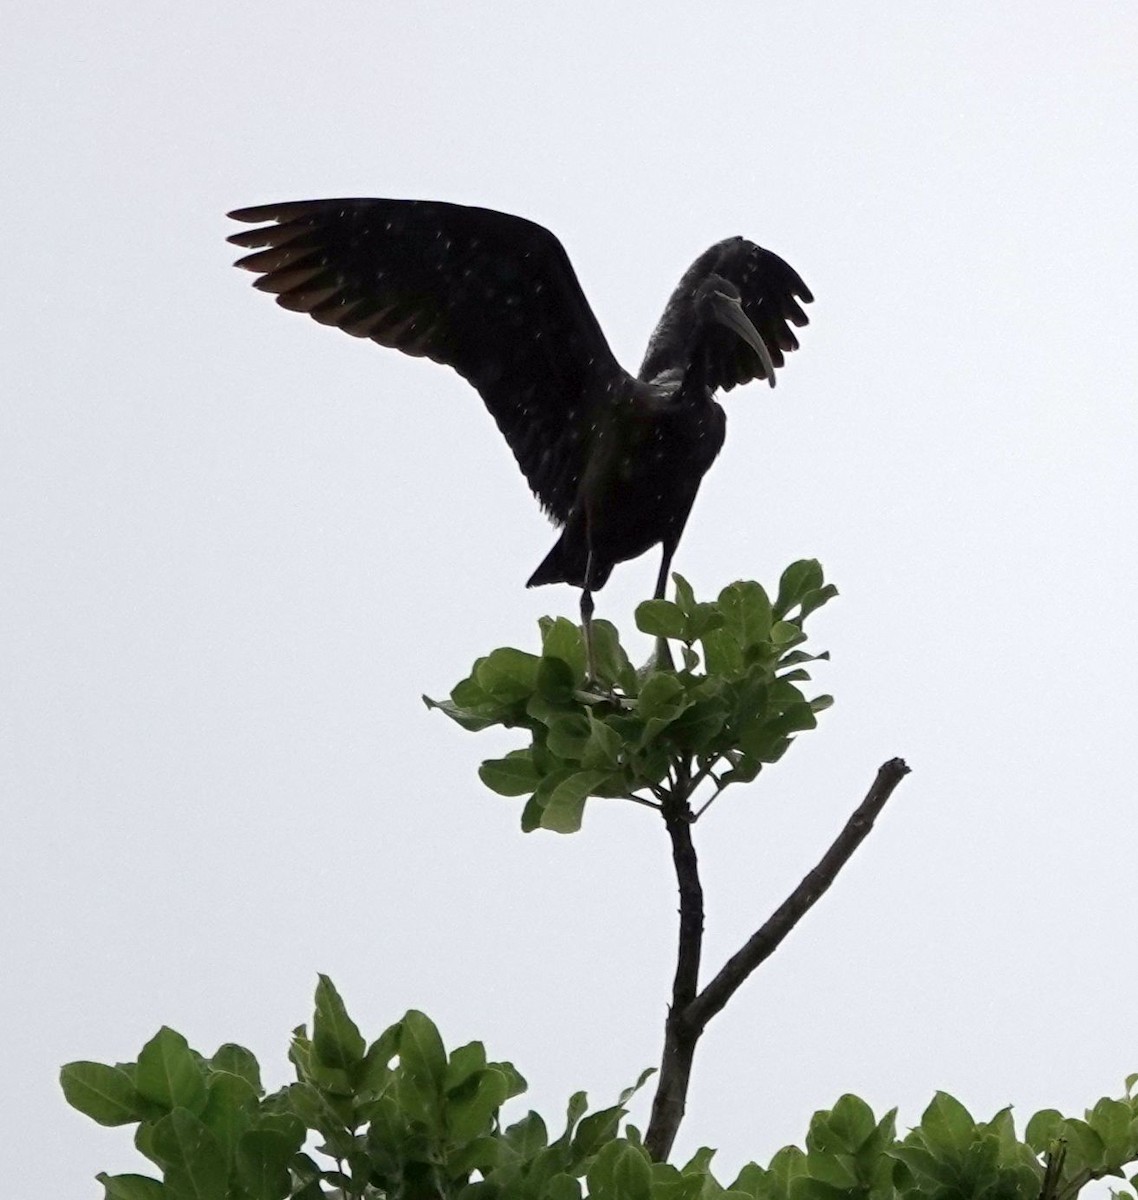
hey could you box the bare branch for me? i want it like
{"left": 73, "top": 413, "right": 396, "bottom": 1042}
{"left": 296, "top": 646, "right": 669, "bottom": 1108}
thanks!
{"left": 664, "top": 805, "right": 702, "bottom": 1011}
{"left": 687, "top": 757, "right": 911, "bottom": 1033}
{"left": 645, "top": 782, "right": 704, "bottom": 1162}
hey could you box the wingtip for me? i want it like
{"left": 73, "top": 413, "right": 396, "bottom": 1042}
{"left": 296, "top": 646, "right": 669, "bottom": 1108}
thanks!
{"left": 228, "top": 203, "right": 299, "bottom": 223}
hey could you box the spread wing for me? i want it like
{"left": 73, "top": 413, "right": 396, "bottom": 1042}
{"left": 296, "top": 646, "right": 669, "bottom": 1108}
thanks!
{"left": 639, "top": 237, "right": 812, "bottom": 391}
{"left": 228, "top": 199, "right": 627, "bottom": 521}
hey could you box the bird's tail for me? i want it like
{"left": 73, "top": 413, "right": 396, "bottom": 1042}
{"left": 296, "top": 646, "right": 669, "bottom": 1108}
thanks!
{"left": 527, "top": 534, "right": 585, "bottom": 589}
{"left": 527, "top": 526, "right": 608, "bottom": 590}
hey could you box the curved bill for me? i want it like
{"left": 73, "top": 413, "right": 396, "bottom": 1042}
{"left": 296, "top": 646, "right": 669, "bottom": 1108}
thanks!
{"left": 709, "top": 290, "right": 777, "bottom": 387}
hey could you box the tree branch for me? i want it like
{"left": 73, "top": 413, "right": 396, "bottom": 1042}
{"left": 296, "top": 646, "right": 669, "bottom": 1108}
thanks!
{"left": 644, "top": 777, "right": 704, "bottom": 1162}
{"left": 664, "top": 800, "right": 702, "bottom": 1012}
{"left": 686, "top": 757, "right": 911, "bottom": 1033}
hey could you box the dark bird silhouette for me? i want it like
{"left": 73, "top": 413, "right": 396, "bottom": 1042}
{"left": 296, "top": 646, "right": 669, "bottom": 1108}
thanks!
{"left": 227, "top": 199, "right": 812, "bottom": 674}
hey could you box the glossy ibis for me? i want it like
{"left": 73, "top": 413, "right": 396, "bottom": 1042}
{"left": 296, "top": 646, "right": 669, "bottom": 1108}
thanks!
{"left": 227, "top": 199, "right": 812, "bottom": 675}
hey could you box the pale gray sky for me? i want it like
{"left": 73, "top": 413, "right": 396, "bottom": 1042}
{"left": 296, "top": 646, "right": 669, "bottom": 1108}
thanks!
{"left": 3, "top": 3, "right": 1137, "bottom": 1194}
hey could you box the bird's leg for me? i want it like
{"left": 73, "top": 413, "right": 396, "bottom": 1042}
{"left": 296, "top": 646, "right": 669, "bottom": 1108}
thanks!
{"left": 653, "top": 543, "right": 676, "bottom": 671}
{"left": 581, "top": 586, "right": 597, "bottom": 684}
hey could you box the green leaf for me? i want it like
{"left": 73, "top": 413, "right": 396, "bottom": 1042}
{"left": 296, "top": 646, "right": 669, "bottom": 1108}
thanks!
{"left": 738, "top": 719, "right": 792, "bottom": 764}
{"left": 1089, "top": 1098, "right": 1134, "bottom": 1166}
{"left": 236, "top": 1129, "right": 296, "bottom": 1200}
{"left": 774, "top": 560, "right": 824, "bottom": 617}
{"left": 136, "top": 1029, "right": 208, "bottom": 1115}
{"left": 61, "top": 1061, "right": 145, "bottom": 1127}
{"left": 422, "top": 694, "right": 501, "bottom": 731}
{"left": 573, "top": 1104, "right": 624, "bottom": 1159}
{"left": 680, "top": 1146, "right": 716, "bottom": 1175}
{"left": 284, "top": 1082, "right": 352, "bottom": 1152}
{"left": 446, "top": 1066, "right": 510, "bottom": 1143}
{"left": 476, "top": 648, "right": 542, "bottom": 703}
{"left": 789, "top": 1178, "right": 853, "bottom": 1200}
{"left": 540, "top": 616, "right": 586, "bottom": 682}
{"left": 728, "top": 1163, "right": 770, "bottom": 1199}
{"left": 719, "top": 581, "right": 773, "bottom": 647}
{"left": 1060, "top": 1117, "right": 1106, "bottom": 1172}
{"left": 545, "top": 1174, "right": 583, "bottom": 1200}
{"left": 96, "top": 1173, "right": 165, "bottom": 1200}
{"left": 636, "top": 599, "right": 687, "bottom": 640}
{"left": 811, "top": 1094, "right": 877, "bottom": 1155}
{"left": 521, "top": 791, "right": 545, "bottom": 832}
{"left": 768, "top": 1145, "right": 808, "bottom": 1193}
{"left": 779, "top": 649, "right": 830, "bottom": 668}
{"left": 920, "top": 1091, "right": 976, "bottom": 1155}
{"left": 546, "top": 714, "right": 591, "bottom": 760}
{"left": 200, "top": 1071, "right": 257, "bottom": 1166}
{"left": 887, "top": 1144, "right": 960, "bottom": 1187}
{"left": 804, "top": 1150, "right": 858, "bottom": 1188}
{"left": 135, "top": 1121, "right": 161, "bottom": 1168}
{"left": 672, "top": 574, "right": 697, "bottom": 614}
{"left": 150, "top": 1108, "right": 227, "bottom": 1200}
{"left": 1025, "top": 1109, "right": 1064, "bottom": 1153}
{"left": 356, "top": 1021, "right": 401, "bottom": 1095}
{"left": 505, "top": 1111, "right": 549, "bottom": 1157}
{"left": 618, "top": 1067, "right": 657, "bottom": 1106}
{"left": 288, "top": 1155, "right": 325, "bottom": 1200}
{"left": 666, "top": 697, "right": 729, "bottom": 752}
{"left": 798, "top": 584, "right": 839, "bottom": 621}
{"left": 770, "top": 620, "right": 804, "bottom": 647}
{"left": 448, "top": 1134, "right": 504, "bottom": 1176}
{"left": 400, "top": 1009, "right": 448, "bottom": 1095}
{"left": 637, "top": 673, "right": 686, "bottom": 721}
{"left": 208, "top": 1045, "right": 262, "bottom": 1094}
{"left": 445, "top": 1041, "right": 488, "bottom": 1093}
{"left": 541, "top": 770, "right": 611, "bottom": 833}
{"left": 770, "top": 702, "right": 818, "bottom": 735}
{"left": 613, "top": 1143, "right": 653, "bottom": 1200}
{"left": 582, "top": 714, "right": 624, "bottom": 769}
{"left": 559, "top": 1091, "right": 590, "bottom": 1144}
{"left": 719, "top": 753, "right": 763, "bottom": 786}
{"left": 683, "top": 603, "right": 726, "bottom": 642}
{"left": 479, "top": 752, "right": 541, "bottom": 796}
{"left": 313, "top": 975, "right": 366, "bottom": 1072}
{"left": 591, "top": 620, "right": 636, "bottom": 691}
{"left": 701, "top": 627, "right": 742, "bottom": 675}
{"left": 536, "top": 654, "right": 578, "bottom": 702}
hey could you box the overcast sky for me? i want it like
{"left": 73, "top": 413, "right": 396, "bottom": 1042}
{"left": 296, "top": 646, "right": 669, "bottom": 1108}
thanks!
{"left": 3, "top": 3, "right": 1137, "bottom": 1195}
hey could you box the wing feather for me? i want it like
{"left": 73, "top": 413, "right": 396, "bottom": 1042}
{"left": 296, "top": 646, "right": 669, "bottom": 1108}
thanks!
{"left": 228, "top": 199, "right": 626, "bottom": 521}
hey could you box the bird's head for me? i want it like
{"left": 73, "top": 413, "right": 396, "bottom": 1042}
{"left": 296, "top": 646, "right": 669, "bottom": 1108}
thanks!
{"left": 691, "top": 274, "right": 776, "bottom": 389}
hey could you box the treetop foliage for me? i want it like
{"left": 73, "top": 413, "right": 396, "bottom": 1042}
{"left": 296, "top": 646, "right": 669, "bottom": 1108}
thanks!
{"left": 62, "top": 978, "right": 1138, "bottom": 1200}
{"left": 424, "top": 562, "right": 837, "bottom": 833}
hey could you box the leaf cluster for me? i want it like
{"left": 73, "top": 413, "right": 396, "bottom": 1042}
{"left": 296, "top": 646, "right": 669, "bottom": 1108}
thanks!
{"left": 425, "top": 562, "right": 837, "bottom": 833}
{"left": 61, "top": 977, "right": 650, "bottom": 1200}
{"left": 63, "top": 984, "right": 1138, "bottom": 1200}
{"left": 646, "top": 1088, "right": 1138, "bottom": 1200}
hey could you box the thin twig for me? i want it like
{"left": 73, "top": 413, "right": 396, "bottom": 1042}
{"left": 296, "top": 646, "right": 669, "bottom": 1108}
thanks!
{"left": 687, "top": 758, "right": 911, "bottom": 1033}
{"left": 691, "top": 775, "right": 727, "bottom": 821}
{"left": 621, "top": 793, "right": 663, "bottom": 811}
{"left": 687, "top": 757, "right": 719, "bottom": 794}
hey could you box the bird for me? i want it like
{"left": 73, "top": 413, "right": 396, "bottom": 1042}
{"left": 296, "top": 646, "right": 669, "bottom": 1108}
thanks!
{"left": 226, "top": 199, "right": 812, "bottom": 678}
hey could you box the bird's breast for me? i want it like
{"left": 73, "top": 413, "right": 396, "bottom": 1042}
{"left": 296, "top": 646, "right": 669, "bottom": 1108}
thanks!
{"left": 580, "top": 399, "right": 726, "bottom": 561}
